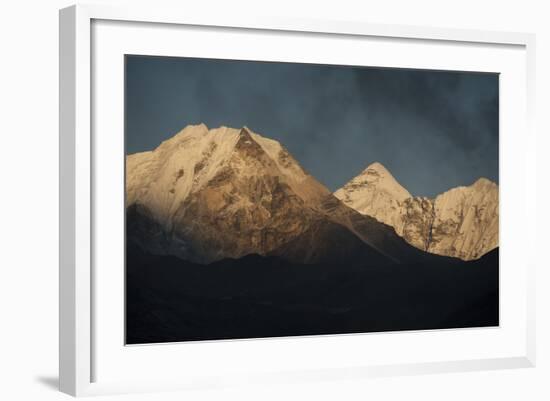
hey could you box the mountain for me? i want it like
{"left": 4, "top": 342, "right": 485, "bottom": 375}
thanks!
{"left": 127, "top": 124, "right": 323, "bottom": 263}
{"left": 334, "top": 162, "right": 411, "bottom": 230}
{"left": 127, "top": 242, "right": 499, "bottom": 343}
{"left": 268, "top": 218, "right": 392, "bottom": 266}
{"left": 125, "top": 125, "right": 499, "bottom": 343}
{"left": 334, "top": 163, "right": 499, "bottom": 260}
{"left": 127, "top": 124, "right": 424, "bottom": 265}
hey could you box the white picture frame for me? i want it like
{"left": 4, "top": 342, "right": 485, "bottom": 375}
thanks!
{"left": 59, "top": 4, "right": 536, "bottom": 397}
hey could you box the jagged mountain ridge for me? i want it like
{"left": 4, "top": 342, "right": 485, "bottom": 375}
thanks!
{"left": 127, "top": 124, "right": 329, "bottom": 225}
{"left": 125, "top": 124, "right": 499, "bottom": 343}
{"left": 333, "top": 162, "right": 411, "bottom": 231}
{"left": 127, "top": 124, "right": 433, "bottom": 265}
{"left": 127, "top": 124, "right": 327, "bottom": 263}
{"left": 334, "top": 163, "right": 499, "bottom": 260}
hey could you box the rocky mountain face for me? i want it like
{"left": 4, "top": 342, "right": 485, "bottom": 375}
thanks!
{"left": 127, "top": 124, "right": 497, "bottom": 264}
{"left": 334, "top": 163, "right": 499, "bottom": 260}
{"left": 333, "top": 163, "right": 411, "bottom": 231}
{"left": 126, "top": 125, "right": 499, "bottom": 343}
{"left": 127, "top": 124, "right": 429, "bottom": 265}
{"left": 127, "top": 124, "right": 325, "bottom": 263}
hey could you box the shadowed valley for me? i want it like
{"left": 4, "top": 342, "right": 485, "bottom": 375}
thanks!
{"left": 126, "top": 125, "right": 499, "bottom": 344}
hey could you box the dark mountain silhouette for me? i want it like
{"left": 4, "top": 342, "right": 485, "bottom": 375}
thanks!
{"left": 127, "top": 245, "right": 498, "bottom": 344}
{"left": 126, "top": 124, "right": 458, "bottom": 266}
{"left": 268, "top": 218, "right": 392, "bottom": 266}
{"left": 125, "top": 124, "right": 499, "bottom": 344}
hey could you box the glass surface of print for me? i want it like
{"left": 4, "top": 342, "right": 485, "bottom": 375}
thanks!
{"left": 125, "top": 55, "right": 499, "bottom": 344}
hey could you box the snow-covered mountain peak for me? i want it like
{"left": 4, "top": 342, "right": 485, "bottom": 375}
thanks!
{"left": 126, "top": 124, "right": 338, "bottom": 263}
{"left": 363, "top": 161, "right": 389, "bottom": 175}
{"left": 158, "top": 124, "right": 264, "bottom": 154}
{"left": 335, "top": 162, "right": 411, "bottom": 204}
{"left": 162, "top": 123, "right": 209, "bottom": 146}
{"left": 127, "top": 124, "right": 331, "bottom": 232}
{"left": 333, "top": 162, "right": 411, "bottom": 234}
{"left": 472, "top": 177, "right": 497, "bottom": 190}
{"left": 334, "top": 166, "right": 499, "bottom": 261}
{"left": 235, "top": 127, "right": 261, "bottom": 149}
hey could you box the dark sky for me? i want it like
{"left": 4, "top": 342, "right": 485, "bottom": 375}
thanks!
{"left": 125, "top": 55, "right": 498, "bottom": 197}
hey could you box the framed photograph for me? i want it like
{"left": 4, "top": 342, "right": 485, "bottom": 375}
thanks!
{"left": 59, "top": 4, "right": 536, "bottom": 396}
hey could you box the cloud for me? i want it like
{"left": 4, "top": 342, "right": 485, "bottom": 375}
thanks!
{"left": 126, "top": 56, "right": 498, "bottom": 197}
